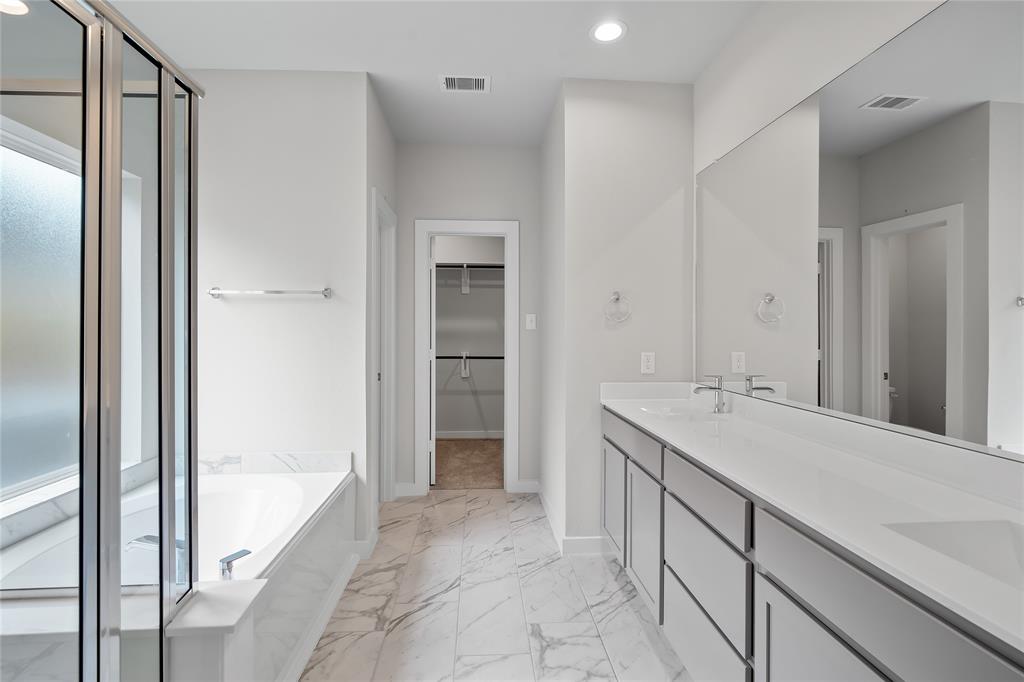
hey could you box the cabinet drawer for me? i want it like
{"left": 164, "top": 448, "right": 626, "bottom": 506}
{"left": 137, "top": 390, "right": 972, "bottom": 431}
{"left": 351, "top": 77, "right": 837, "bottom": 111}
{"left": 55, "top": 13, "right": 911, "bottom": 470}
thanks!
{"left": 602, "top": 410, "right": 662, "bottom": 477}
{"left": 663, "top": 568, "right": 750, "bottom": 682}
{"left": 665, "top": 493, "right": 752, "bottom": 656}
{"left": 756, "top": 510, "right": 1024, "bottom": 681}
{"left": 664, "top": 449, "right": 750, "bottom": 551}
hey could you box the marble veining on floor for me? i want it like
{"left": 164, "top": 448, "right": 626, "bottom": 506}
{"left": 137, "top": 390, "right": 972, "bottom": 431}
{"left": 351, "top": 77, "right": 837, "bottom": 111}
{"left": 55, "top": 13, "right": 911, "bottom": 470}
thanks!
{"left": 301, "top": 490, "right": 689, "bottom": 681}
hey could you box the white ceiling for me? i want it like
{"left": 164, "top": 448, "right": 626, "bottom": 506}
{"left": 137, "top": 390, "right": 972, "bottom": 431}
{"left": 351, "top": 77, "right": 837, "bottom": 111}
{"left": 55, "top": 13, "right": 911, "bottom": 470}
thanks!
{"left": 113, "top": 1, "right": 757, "bottom": 145}
{"left": 819, "top": 1, "right": 1024, "bottom": 157}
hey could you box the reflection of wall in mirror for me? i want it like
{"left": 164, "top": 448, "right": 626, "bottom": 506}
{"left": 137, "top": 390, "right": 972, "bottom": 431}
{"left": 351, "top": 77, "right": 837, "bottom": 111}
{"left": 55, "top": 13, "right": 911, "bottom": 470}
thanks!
{"left": 698, "top": 96, "right": 819, "bottom": 404}
{"left": 820, "top": 101, "right": 1023, "bottom": 450}
{"left": 858, "top": 102, "right": 1023, "bottom": 448}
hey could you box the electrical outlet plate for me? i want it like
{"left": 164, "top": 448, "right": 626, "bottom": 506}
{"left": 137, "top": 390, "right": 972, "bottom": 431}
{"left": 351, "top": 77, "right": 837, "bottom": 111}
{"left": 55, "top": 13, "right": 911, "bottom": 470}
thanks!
{"left": 525, "top": 313, "right": 537, "bottom": 330}
{"left": 641, "top": 352, "right": 656, "bottom": 375}
{"left": 731, "top": 351, "right": 746, "bottom": 373}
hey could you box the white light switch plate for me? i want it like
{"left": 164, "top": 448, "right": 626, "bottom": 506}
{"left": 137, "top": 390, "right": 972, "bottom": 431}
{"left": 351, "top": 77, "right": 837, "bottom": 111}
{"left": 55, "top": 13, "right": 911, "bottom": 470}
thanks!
{"left": 525, "top": 313, "right": 537, "bottom": 330}
{"left": 731, "top": 351, "right": 746, "bottom": 373}
{"left": 640, "top": 352, "right": 656, "bottom": 375}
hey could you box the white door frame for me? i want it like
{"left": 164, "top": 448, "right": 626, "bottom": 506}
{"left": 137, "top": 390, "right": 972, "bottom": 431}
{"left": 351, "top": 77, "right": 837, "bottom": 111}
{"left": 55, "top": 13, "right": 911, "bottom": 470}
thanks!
{"left": 370, "top": 189, "right": 398, "bottom": 510}
{"left": 861, "top": 204, "right": 964, "bottom": 437}
{"left": 415, "top": 219, "right": 520, "bottom": 495}
{"left": 818, "top": 227, "right": 845, "bottom": 411}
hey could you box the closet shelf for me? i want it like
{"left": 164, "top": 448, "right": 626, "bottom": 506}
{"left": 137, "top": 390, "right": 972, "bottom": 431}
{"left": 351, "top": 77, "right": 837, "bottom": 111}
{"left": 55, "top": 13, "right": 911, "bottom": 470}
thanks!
{"left": 435, "top": 354, "right": 504, "bottom": 360}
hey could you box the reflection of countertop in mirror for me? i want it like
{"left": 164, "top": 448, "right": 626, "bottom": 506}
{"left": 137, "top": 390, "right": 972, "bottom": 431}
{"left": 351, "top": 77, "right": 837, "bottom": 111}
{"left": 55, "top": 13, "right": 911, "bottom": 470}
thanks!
{"left": 601, "top": 382, "right": 1024, "bottom": 659}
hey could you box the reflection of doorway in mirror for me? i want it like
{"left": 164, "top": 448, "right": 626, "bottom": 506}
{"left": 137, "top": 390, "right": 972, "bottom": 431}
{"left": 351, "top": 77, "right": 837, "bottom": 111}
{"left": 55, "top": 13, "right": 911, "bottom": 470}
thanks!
{"left": 861, "top": 205, "right": 965, "bottom": 440}
{"left": 818, "top": 228, "right": 845, "bottom": 412}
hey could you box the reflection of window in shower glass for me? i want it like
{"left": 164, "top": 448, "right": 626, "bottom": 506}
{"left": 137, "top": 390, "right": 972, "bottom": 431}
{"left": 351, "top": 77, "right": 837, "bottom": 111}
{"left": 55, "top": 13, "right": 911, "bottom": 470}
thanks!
{"left": 120, "top": 40, "right": 161, "bottom": 681}
{"left": 173, "top": 81, "right": 192, "bottom": 598}
{"left": 0, "top": 0, "right": 85, "bottom": 676}
{"left": 0, "top": 145, "right": 81, "bottom": 493}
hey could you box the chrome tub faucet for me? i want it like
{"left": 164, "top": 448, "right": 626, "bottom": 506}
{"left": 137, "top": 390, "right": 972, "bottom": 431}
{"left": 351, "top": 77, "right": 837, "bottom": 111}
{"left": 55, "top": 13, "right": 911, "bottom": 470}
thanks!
{"left": 219, "top": 549, "right": 252, "bottom": 580}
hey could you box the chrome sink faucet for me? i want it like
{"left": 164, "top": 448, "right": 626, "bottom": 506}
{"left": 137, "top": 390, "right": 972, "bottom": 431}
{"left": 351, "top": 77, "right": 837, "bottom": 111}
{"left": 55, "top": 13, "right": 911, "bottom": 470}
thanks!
{"left": 744, "top": 374, "right": 776, "bottom": 397}
{"left": 693, "top": 374, "right": 726, "bottom": 413}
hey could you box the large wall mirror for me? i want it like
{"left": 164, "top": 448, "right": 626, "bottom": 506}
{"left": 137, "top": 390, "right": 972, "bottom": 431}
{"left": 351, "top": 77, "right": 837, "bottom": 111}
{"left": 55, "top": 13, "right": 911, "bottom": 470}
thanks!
{"left": 696, "top": 0, "right": 1023, "bottom": 458}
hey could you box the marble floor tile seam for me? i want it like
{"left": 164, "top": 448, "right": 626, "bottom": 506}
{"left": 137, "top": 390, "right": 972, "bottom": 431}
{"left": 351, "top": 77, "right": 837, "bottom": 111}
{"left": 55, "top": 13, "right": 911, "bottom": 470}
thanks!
{"left": 303, "top": 494, "right": 672, "bottom": 682}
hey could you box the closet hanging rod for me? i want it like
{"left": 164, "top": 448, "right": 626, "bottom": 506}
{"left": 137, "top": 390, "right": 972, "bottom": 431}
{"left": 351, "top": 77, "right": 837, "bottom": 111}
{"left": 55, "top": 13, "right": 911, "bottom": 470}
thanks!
{"left": 207, "top": 287, "right": 332, "bottom": 299}
{"left": 435, "top": 354, "right": 504, "bottom": 360}
{"left": 435, "top": 264, "right": 504, "bottom": 270}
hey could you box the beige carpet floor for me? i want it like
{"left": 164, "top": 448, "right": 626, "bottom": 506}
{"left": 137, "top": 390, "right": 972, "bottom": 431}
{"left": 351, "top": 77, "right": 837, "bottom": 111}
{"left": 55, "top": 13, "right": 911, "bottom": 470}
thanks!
{"left": 434, "top": 439, "right": 504, "bottom": 490}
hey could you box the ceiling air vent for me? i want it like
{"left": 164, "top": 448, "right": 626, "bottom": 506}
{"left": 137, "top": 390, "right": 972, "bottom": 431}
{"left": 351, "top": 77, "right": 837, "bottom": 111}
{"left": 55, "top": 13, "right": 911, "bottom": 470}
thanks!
{"left": 860, "top": 95, "right": 924, "bottom": 111}
{"left": 439, "top": 75, "right": 491, "bottom": 93}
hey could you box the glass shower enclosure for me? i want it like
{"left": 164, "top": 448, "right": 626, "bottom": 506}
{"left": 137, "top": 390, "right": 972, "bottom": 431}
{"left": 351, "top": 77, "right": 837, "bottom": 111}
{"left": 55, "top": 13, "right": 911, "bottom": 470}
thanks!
{"left": 0, "top": 1, "right": 199, "bottom": 678}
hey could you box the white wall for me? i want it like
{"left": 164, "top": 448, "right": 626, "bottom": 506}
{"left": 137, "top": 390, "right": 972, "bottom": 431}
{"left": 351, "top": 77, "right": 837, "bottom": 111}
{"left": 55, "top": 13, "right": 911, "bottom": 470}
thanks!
{"left": 395, "top": 143, "right": 542, "bottom": 483}
{"left": 694, "top": 1, "right": 940, "bottom": 172}
{"left": 987, "top": 102, "right": 1024, "bottom": 452}
{"left": 860, "top": 103, "right": 990, "bottom": 444}
{"left": 553, "top": 79, "right": 693, "bottom": 544}
{"left": 539, "top": 94, "right": 567, "bottom": 545}
{"left": 819, "top": 154, "right": 862, "bottom": 413}
{"left": 196, "top": 69, "right": 374, "bottom": 533}
{"left": 697, "top": 97, "right": 820, "bottom": 405}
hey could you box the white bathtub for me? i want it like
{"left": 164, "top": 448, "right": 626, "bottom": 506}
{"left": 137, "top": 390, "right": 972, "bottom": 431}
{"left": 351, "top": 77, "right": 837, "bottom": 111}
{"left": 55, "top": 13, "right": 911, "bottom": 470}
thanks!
{"left": 0, "top": 472, "right": 347, "bottom": 589}
{"left": 0, "top": 470, "right": 357, "bottom": 682}
{"left": 197, "top": 472, "right": 347, "bottom": 581}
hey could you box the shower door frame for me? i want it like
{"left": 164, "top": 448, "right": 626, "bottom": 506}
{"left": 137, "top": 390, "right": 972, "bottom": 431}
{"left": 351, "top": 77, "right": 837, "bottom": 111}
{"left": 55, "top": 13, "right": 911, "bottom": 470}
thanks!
{"left": 10, "top": 2, "right": 204, "bottom": 679}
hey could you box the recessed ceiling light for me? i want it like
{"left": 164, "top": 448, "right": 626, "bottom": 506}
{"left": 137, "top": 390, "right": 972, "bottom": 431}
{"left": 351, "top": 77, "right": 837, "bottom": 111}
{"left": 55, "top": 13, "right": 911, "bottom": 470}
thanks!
{"left": 591, "top": 20, "right": 626, "bottom": 43}
{"left": 0, "top": 0, "right": 29, "bottom": 15}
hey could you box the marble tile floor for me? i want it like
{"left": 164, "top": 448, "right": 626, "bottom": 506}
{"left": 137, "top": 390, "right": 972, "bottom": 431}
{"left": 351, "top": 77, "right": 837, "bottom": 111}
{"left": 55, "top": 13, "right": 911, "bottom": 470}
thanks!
{"left": 301, "top": 489, "right": 690, "bottom": 681}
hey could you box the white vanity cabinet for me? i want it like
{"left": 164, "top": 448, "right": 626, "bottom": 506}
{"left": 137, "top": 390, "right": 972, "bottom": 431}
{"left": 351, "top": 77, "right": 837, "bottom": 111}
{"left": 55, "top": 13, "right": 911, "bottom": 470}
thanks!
{"left": 626, "top": 458, "right": 663, "bottom": 616}
{"left": 601, "top": 440, "right": 626, "bottom": 562}
{"left": 753, "top": 574, "right": 884, "bottom": 682}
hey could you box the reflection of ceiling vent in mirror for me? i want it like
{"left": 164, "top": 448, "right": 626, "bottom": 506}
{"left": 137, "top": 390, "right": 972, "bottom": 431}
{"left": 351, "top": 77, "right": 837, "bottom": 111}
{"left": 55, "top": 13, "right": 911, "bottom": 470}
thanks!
{"left": 860, "top": 95, "right": 924, "bottom": 111}
{"left": 439, "top": 75, "right": 491, "bottom": 93}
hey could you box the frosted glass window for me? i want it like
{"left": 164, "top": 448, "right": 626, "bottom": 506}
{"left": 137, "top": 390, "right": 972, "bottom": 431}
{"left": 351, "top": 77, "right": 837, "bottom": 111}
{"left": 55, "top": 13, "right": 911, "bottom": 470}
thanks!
{"left": 0, "top": 145, "right": 82, "bottom": 495}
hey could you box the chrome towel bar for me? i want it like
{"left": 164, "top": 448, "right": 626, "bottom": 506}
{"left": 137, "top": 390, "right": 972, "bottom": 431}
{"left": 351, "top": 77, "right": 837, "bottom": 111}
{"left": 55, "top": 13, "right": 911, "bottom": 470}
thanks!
{"left": 207, "top": 286, "right": 332, "bottom": 299}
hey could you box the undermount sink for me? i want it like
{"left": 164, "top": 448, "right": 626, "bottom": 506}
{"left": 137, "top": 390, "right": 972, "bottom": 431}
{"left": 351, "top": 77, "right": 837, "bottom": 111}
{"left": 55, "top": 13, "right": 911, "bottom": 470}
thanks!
{"left": 639, "top": 405, "right": 689, "bottom": 418}
{"left": 885, "top": 519, "right": 1024, "bottom": 590}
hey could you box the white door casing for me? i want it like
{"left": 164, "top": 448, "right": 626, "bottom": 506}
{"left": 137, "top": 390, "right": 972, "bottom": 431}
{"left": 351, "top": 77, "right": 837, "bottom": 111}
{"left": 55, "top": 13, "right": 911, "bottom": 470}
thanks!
{"left": 414, "top": 219, "right": 520, "bottom": 495}
{"left": 371, "top": 188, "right": 398, "bottom": 505}
{"left": 861, "top": 204, "right": 964, "bottom": 437}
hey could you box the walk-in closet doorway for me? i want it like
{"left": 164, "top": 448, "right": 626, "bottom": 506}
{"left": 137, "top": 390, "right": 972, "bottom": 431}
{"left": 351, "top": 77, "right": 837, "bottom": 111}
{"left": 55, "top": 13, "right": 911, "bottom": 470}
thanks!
{"left": 414, "top": 220, "right": 522, "bottom": 494}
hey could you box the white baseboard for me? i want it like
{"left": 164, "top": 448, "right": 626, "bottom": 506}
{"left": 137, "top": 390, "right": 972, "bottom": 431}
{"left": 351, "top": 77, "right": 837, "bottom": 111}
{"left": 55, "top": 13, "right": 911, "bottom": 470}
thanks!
{"left": 561, "top": 535, "right": 605, "bottom": 555}
{"left": 537, "top": 491, "right": 566, "bottom": 551}
{"left": 505, "top": 479, "right": 540, "bottom": 494}
{"left": 352, "top": 529, "right": 379, "bottom": 560}
{"left": 436, "top": 431, "right": 504, "bottom": 439}
{"left": 276, "top": 551, "right": 359, "bottom": 682}
{"left": 394, "top": 481, "right": 427, "bottom": 498}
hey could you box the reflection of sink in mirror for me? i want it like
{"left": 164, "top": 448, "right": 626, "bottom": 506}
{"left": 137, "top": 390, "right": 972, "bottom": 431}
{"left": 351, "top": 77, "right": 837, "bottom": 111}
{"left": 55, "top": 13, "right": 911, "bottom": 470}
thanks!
{"left": 885, "top": 520, "right": 1024, "bottom": 590}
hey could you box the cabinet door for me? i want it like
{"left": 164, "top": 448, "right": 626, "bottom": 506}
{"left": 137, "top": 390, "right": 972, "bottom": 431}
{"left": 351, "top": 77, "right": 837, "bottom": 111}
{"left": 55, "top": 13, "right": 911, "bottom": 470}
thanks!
{"left": 754, "top": 575, "right": 885, "bottom": 682}
{"left": 602, "top": 441, "right": 626, "bottom": 562}
{"left": 626, "top": 459, "right": 662, "bottom": 618}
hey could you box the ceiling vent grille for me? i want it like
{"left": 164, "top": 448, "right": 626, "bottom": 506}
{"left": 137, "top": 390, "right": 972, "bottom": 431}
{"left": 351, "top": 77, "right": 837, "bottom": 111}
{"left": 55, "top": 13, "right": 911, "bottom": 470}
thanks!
{"left": 440, "top": 75, "right": 490, "bottom": 93}
{"left": 860, "top": 95, "right": 924, "bottom": 111}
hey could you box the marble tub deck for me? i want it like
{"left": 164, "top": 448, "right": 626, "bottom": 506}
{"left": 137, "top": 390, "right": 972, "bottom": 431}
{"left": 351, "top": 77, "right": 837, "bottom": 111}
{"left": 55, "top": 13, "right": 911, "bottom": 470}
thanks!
{"left": 301, "top": 490, "right": 690, "bottom": 681}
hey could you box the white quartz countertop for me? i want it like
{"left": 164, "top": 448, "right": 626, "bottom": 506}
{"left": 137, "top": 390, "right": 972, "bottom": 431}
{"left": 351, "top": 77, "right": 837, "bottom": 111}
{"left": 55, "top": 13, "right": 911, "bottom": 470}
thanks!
{"left": 601, "top": 388, "right": 1024, "bottom": 658}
